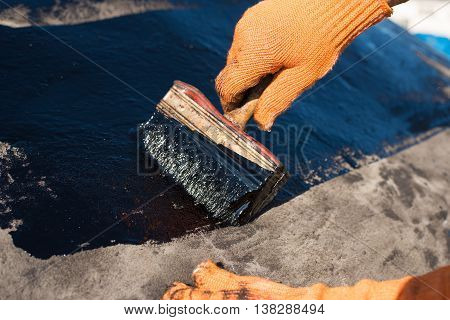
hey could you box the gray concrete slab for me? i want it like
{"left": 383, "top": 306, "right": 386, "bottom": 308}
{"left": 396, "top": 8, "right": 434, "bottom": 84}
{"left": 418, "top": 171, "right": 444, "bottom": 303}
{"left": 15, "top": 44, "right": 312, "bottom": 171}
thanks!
{"left": 0, "top": 130, "right": 449, "bottom": 299}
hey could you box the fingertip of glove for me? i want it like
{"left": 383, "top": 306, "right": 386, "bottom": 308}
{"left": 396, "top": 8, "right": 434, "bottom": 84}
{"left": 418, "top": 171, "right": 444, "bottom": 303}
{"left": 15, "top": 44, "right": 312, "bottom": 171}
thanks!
{"left": 254, "top": 108, "right": 275, "bottom": 131}
{"left": 215, "top": 66, "right": 234, "bottom": 105}
{"left": 254, "top": 94, "right": 294, "bottom": 131}
{"left": 216, "top": 65, "right": 248, "bottom": 112}
{"left": 256, "top": 118, "right": 275, "bottom": 131}
{"left": 219, "top": 95, "right": 240, "bottom": 113}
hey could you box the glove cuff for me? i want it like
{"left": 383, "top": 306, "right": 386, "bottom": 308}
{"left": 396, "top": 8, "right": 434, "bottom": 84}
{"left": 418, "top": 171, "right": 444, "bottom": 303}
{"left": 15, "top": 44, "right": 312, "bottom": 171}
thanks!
{"left": 328, "top": 0, "right": 392, "bottom": 52}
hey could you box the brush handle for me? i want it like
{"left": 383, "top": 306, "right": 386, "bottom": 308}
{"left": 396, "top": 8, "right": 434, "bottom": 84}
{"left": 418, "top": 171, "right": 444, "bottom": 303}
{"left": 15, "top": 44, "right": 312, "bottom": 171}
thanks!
{"left": 224, "top": 76, "right": 273, "bottom": 130}
{"left": 159, "top": 80, "right": 283, "bottom": 170}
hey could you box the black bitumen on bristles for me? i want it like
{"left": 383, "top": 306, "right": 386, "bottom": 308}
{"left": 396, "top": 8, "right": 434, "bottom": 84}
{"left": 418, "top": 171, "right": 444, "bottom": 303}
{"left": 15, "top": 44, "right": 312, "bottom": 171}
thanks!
{"left": 140, "top": 112, "right": 287, "bottom": 226}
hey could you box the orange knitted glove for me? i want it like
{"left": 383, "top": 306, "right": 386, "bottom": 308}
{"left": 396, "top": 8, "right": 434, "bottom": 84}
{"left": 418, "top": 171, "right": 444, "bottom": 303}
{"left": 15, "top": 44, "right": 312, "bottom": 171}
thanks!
{"left": 216, "top": 0, "right": 392, "bottom": 130}
{"left": 163, "top": 261, "right": 450, "bottom": 300}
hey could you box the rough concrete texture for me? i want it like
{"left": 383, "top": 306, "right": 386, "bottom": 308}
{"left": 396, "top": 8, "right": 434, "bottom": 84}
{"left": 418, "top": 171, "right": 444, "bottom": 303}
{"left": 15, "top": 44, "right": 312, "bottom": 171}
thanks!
{"left": 1, "top": 130, "right": 449, "bottom": 299}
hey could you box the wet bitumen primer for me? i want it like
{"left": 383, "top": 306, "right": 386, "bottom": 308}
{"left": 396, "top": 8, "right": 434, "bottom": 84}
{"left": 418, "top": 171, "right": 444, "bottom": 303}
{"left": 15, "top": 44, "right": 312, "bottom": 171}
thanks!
{"left": 140, "top": 82, "right": 288, "bottom": 225}
{"left": 1, "top": 1, "right": 448, "bottom": 258}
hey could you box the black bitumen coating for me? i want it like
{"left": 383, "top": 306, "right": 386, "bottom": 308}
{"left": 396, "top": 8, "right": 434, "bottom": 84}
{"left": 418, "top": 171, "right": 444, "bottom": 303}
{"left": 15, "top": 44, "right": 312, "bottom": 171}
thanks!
{"left": 0, "top": 1, "right": 449, "bottom": 258}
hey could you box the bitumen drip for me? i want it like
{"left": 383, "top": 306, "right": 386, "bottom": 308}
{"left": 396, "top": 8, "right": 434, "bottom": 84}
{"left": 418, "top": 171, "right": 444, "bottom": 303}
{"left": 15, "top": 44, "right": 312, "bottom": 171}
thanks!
{"left": 0, "top": 0, "right": 448, "bottom": 258}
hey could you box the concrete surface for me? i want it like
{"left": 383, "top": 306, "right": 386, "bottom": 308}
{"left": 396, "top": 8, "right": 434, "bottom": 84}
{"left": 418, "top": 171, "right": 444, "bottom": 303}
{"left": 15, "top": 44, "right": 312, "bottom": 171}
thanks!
{"left": 1, "top": 129, "right": 449, "bottom": 299}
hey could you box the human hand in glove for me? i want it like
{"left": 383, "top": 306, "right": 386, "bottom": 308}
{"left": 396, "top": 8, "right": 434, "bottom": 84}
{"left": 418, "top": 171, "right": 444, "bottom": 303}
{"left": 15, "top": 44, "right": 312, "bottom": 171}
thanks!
{"left": 216, "top": 0, "right": 395, "bottom": 130}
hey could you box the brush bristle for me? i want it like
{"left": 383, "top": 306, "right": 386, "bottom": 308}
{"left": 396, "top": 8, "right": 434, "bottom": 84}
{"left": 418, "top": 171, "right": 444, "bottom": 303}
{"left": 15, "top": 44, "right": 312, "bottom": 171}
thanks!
{"left": 140, "top": 112, "right": 286, "bottom": 225}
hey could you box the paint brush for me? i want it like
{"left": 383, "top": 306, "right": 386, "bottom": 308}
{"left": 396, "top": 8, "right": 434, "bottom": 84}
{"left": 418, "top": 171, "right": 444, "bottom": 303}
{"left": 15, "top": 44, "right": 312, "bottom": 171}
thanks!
{"left": 140, "top": 80, "right": 288, "bottom": 225}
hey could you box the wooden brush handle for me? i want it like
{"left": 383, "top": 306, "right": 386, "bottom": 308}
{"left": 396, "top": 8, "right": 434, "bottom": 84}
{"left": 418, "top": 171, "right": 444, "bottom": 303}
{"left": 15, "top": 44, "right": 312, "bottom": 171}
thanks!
{"left": 225, "top": 76, "right": 273, "bottom": 130}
